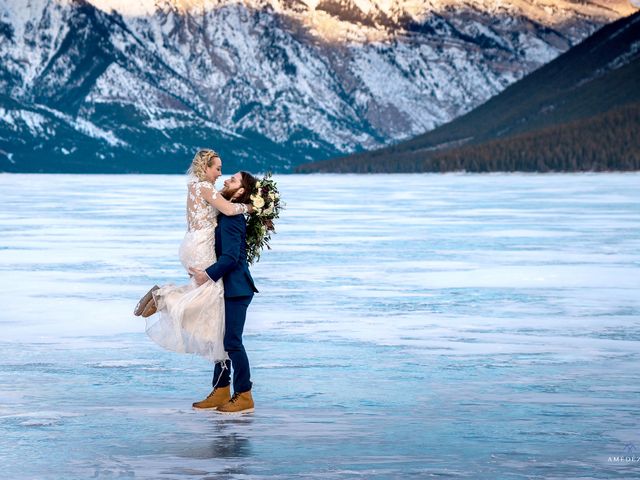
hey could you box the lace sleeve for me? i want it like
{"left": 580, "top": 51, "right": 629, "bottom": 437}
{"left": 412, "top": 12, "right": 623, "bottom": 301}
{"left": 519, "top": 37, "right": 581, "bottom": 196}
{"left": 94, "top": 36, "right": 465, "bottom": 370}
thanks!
{"left": 200, "top": 183, "right": 247, "bottom": 216}
{"left": 198, "top": 181, "right": 217, "bottom": 200}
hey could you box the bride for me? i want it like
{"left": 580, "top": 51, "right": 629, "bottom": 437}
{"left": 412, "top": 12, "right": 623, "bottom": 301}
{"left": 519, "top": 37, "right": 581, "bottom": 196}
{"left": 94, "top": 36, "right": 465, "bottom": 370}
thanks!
{"left": 133, "top": 149, "right": 251, "bottom": 363}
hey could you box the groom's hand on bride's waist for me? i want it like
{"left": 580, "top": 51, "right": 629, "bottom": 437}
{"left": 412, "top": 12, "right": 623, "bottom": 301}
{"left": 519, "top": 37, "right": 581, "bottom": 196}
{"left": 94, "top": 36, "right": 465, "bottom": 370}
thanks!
{"left": 188, "top": 267, "right": 210, "bottom": 286}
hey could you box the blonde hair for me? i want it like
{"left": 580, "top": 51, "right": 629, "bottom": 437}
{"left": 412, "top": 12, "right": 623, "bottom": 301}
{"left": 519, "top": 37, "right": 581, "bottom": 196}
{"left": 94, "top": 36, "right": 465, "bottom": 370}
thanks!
{"left": 187, "top": 149, "right": 220, "bottom": 181}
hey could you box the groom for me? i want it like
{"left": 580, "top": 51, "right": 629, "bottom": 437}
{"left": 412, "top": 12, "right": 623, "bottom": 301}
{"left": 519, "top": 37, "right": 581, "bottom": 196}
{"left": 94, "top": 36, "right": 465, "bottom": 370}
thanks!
{"left": 189, "top": 171, "right": 259, "bottom": 415}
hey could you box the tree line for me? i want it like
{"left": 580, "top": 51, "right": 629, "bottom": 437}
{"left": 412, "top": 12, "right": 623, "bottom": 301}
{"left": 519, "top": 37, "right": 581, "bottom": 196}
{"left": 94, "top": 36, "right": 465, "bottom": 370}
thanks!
{"left": 296, "top": 102, "right": 640, "bottom": 173}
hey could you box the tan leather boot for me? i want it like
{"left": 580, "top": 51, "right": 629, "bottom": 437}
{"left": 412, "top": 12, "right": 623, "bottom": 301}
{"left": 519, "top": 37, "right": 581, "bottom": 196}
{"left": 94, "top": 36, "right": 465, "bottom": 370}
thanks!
{"left": 192, "top": 385, "right": 231, "bottom": 409}
{"left": 141, "top": 297, "right": 157, "bottom": 318}
{"left": 134, "top": 285, "right": 159, "bottom": 316}
{"left": 215, "top": 390, "right": 254, "bottom": 415}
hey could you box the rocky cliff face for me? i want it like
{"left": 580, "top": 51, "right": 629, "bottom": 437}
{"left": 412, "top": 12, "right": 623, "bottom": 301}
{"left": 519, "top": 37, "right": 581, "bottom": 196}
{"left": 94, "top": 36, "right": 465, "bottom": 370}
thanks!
{"left": 0, "top": 0, "right": 634, "bottom": 172}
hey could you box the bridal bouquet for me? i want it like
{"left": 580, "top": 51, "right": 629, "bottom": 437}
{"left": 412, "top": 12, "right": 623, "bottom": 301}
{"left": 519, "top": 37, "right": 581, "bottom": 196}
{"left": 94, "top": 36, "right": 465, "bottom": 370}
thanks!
{"left": 246, "top": 172, "right": 282, "bottom": 264}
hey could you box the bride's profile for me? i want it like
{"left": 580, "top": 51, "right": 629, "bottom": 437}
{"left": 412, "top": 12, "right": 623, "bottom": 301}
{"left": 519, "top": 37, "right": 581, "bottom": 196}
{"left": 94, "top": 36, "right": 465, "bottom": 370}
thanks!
{"left": 133, "top": 149, "right": 250, "bottom": 363}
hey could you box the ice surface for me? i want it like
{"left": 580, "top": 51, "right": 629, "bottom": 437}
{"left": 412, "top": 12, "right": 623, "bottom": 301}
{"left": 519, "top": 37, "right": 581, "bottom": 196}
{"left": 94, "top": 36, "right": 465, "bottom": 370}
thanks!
{"left": 1, "top": 173, "right": 639, "bottom": 478}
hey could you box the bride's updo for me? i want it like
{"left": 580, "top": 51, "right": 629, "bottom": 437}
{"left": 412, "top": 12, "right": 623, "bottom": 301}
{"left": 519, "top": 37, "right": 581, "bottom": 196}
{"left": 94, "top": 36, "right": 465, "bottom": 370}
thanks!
{"left": 187, "top": 149, "right": 220, "bottom": 182}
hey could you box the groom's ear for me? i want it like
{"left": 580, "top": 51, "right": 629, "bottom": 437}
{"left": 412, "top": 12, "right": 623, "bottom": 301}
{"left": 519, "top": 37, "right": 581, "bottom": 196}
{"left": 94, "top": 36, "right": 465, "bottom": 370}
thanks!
{"left": 232, "top": 187, "right": 245, "bottom": 200}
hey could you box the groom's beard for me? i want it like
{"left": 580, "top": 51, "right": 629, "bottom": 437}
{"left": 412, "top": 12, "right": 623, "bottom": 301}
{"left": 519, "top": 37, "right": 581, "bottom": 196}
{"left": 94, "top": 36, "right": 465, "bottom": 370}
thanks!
{"left": 220, "top": 186, "right": 240, "bottom": 201}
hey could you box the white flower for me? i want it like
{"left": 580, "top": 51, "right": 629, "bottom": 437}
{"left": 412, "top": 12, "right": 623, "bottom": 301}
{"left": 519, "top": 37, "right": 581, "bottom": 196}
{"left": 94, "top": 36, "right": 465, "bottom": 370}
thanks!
{"left": 268, "top": 191, "right": 275, "bottom": 201}
{"left": 255, "top": 181, "right": 262, "bottom": 189}
{"left": 252, "top": 195, "right": 265, "bottom": 209}
{"left": 263, "top": 204, "right": 274, "bottom": 216}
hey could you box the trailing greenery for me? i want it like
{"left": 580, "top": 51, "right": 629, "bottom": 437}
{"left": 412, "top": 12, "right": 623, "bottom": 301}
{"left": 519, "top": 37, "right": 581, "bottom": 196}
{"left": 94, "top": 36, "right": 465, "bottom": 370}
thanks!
{"left": 245, "top": 172, "right": 283, "bottom": 265}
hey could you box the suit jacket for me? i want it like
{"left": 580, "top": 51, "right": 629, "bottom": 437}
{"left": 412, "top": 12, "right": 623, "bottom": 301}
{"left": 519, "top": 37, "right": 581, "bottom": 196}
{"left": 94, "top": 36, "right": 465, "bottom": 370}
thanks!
{"left": 205, "top": 213, "right": 258, "bottom": 298}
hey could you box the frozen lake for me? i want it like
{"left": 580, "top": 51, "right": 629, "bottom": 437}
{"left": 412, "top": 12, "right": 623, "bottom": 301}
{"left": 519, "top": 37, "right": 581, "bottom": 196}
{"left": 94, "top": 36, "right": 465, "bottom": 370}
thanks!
{"left": 1, "top": 173, "right": 639, "bottom": 479}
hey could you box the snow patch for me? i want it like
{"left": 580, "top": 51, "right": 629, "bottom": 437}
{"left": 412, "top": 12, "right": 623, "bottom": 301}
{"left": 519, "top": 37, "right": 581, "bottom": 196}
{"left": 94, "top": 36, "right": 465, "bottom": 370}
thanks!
{"left": 87, "top": 0, "right": 157, "bottom": 16}
{"left": 37, "top": 105, "right": 127, "bottom": 147}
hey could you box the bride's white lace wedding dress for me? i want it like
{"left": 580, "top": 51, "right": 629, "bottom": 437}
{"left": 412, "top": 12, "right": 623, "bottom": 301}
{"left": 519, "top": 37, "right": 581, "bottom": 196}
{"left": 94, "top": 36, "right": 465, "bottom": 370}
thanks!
{"left": 144, "top": 178, "right": 243, "bottom": 363}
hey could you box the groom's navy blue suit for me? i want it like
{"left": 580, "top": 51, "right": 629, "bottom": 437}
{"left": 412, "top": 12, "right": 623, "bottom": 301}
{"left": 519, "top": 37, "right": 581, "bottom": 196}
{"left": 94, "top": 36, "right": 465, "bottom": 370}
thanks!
{"left": 206, "top": 213, "right": 258, "bottom": 393}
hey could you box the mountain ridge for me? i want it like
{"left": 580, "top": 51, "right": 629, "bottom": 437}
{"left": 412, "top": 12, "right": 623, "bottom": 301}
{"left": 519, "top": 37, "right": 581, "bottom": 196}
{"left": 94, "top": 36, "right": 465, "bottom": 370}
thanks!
{"left": 295, "top": 10, "right": 640, "bottom": 173}
{"left": 0, "top": 0, "right": 634, "bottom": 172}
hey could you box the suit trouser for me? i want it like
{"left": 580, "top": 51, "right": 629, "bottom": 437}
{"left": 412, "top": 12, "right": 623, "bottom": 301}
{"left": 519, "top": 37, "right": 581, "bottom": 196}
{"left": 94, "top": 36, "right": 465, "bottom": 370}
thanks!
{"left": 212, "top": 294, "right": 254, "bottom": 393}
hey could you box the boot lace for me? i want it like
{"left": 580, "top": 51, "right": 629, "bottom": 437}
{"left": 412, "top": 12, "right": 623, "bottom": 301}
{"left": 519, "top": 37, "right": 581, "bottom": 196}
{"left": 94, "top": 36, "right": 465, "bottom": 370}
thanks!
{"left": 228, "top": 392, "right": 241, "bottom": 404}
{"left": 207, "top": 387, "right": 224, "bottom": 399}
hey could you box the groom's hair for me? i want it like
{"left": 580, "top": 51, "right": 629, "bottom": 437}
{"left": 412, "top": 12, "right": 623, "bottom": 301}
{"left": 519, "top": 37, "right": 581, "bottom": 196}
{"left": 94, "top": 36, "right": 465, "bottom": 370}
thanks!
{"left": 232, "top": 171, "right": 257, "bottom": 204}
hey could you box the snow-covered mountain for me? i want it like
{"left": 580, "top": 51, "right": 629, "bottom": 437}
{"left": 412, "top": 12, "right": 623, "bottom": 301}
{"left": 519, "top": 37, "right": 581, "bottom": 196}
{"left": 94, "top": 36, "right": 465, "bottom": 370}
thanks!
{"left": 295, "top": 10, "right": 640, "bottom": 173}
{"left": 0, "top": 0, "right": 635, "bottom": 172}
